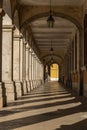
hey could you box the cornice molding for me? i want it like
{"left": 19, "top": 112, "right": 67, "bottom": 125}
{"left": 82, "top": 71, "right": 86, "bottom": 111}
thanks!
{"left": 3, "top": 25, "right": 15, "bottom": 29}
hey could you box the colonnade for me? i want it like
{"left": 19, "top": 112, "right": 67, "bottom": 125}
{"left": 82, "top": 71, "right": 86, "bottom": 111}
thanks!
{"left": 0, "top": 8, "right": 44, "bottom": 107}
{"left": 1, "top": 0, "right": 87, "bottom": 108}
{"left": 59, "top": 30, "right": 83, "bottom": 95}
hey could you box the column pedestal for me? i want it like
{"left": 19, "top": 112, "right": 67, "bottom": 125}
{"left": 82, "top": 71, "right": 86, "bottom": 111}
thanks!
{"left": 4, "top": 81, "right": 17, "bottom": 102}
{"left": 0, "top": 82, "right": 7, "bottom": 107}
{"left": 30, "top": 80, "right": 33, "bottom": 90}
{"left": 35, "top": 80, "right": 38, "bottom": 88}
{"left": 14, "top": 81, "right": 23, "bottom": 98}
{"left": 33, "top": 80, "right": 36, "bottom": 89}
{"left": 26, "top": 81, "right": 31, "bottom": 92}
{"left": 37, "top": 80, "right": 39, "bottom": 87}
{"left": 23, "top": 80, "right": 28, "bottom": 94}
{"left": 33, "top": 80, "right": 35, "bottom": 89}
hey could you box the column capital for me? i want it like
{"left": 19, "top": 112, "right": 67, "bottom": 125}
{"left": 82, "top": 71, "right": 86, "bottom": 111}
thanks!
{"left": 14, "top": 34, "right": 23, "bottom": 39}
{"left": 26, "top": 46, "right": 30, "bottom": 51}
{"left": 24, "top": 41, "right": 27, "bottom": 45}
{"left": 34, "top": 55, "right": 37, "bottom": 59}
{"left": 32, "top": 52, "right": 35, "bottom": 56}
{"left": 29, "top": 49, "right": 33, "bottom": 53}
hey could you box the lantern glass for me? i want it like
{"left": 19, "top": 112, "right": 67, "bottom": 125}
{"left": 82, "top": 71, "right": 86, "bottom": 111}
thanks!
{"left": 47, "top": 14, "right": 55, "bottom": 28}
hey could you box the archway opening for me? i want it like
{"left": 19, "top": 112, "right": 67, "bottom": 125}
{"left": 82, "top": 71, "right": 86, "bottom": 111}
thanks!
{"left": 50, "top": 63, "right": 59, "bottom": 81}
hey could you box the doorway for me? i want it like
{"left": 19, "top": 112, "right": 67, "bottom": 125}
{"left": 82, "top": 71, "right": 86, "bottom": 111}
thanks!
{"left": 50, "top": 64, "right": 59, "bottom": 81}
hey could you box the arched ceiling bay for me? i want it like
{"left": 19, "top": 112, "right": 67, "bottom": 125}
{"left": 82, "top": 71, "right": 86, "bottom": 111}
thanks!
{"left": 30, "top": 17, "right": 76, "bottom": 64}
{"left": 15, "top": 0, "right": 83, "bottom": 65}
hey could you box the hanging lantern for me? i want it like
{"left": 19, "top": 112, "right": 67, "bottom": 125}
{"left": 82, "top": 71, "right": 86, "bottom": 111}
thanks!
{"left": 47, "top": 0, "right": 55, "bottom": 28}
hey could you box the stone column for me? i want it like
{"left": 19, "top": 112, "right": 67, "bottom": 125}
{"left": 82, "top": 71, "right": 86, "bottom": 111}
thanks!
{"left": 36, "top": 58, "right": 38, "bottom": 87}
{"left": 26, "top": 44, "right": 30, "bottom": 92}
{"left": 33, "top": 56, "right": 35, "bottom": 88}
{"left": 2, "top": 24, "right": 17, "bottom": 102}
{"left": 34, "top": 56, "right": 36, "bottom": 88}
{"left": 13, "top": 35, "right": 23, "bottom": 98}
{"left": 22, "top": 42, "right": 28, "bottom": 94}
{"left": 39, "top": 63, "right": 41, "bottom": 84}
{"left": 41, "top": 64, "right": 44, "bottom": 84}
{"left": 40, "top": 64, "right": 43, "bottom": 85}
{"left": 32, "top": 54, "right": 34, "bottom": 88}
{"left": 19, "top": 35, "right": 24, "bottom": 95}
{"left": 31, "top": 52, "right": 34, "bottom": 89}
{"left": 29, "top": 49, "right": 32, "bottom": 90}
{"left": 0, "top": 9, "right": 7, "bottom": 107}
{"left": 35, "top": 57, "right": 37, "bottom": 87}
{"left": 37, "top": 60, "right": 40, "bottom": 86}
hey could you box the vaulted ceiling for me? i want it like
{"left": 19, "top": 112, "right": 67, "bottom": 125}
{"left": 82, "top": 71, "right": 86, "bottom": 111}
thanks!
{"left": 16, "top": 0, "right": 84, "bottom": 65}
{"left": 30, "top": 17, "right": 76, "bottom": 62}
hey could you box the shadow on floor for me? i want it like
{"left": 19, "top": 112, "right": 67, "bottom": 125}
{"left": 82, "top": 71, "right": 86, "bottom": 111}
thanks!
{"left": 0, "top": 82, "right": 87, "bottom": 129}
{"left": 0, "top": 97, "right": 78, "bottom": 117}
{"left": 0, "top": 104, "right": 87, "bottom": 130}
{"left": 18, "top": 92, "right": 69, "bottom": 100}
{"left": 8, "top": 94, "right": 72, "bottom": 107}
{"left": 54, "top": 119, "right": 87, "bottom": 130}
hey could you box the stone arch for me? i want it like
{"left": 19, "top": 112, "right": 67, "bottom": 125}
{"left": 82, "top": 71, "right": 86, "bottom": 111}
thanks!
{"left": 21, "top": 11, "right": 82, "bottom": 31}
{"left": 47, "top": 60, "right": 60, "bottom": 66}
{"left": 41, "top": 54, "right": 63, "bottom": 61}
{"left": 13, "top": 9, "right": 20, "bottom": 35}
{"left": 42, "top": 54, "right": 62, "bottom": 66}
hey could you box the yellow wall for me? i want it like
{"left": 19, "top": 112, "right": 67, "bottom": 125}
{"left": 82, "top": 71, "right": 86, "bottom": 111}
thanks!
{"left": 50, "top": 64, "right": 59, "bottom": 78}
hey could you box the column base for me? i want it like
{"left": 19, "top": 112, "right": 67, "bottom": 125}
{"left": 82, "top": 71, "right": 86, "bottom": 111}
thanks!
{"left": 0, "top": 82, "right": 7, "bottom": 107}
{"left": 14, "top": 81, "right": 23, "bottom": 98}
{"left": 26, "top": 81, "right": 31, "bottom": 92}
{"left": 33, "top": 80, "right": 36, "bottom": 89}
{"left": 4, "top": 81, "right": 17, "bottom": 102}
{"left": 23, "top": 80, "right": 28, "bottom": 94}
{"left": 37, "top": 80, "right": 40, "bottom": 87}
{"left": 30, "top": 80, "right": 34, "bottom": 90}
{"left": 35, "top": 80, "right": 38, "bottom": 88}
{"left": 33, "top": 80, "right": 35, "bottom": 89}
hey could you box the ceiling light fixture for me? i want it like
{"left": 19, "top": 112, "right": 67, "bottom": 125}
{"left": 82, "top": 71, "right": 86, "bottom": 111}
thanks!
{"left": 50, "top": 40, "right": 54, "bottom": 63}
{"left": 47, "top": 0, "right": 55, "bottom": 28}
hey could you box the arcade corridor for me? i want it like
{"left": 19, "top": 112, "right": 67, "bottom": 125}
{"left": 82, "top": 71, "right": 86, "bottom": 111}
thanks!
{"left": 0, "top": 0, "right": 87, "bottom": 129}
{"left": 0, "top": 82, "right": 87, "bottom": 130}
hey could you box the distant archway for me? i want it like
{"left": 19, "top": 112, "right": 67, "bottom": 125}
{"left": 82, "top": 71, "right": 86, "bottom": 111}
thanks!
{"left": 50, "top": 63, "right": 59, "bottom": 81}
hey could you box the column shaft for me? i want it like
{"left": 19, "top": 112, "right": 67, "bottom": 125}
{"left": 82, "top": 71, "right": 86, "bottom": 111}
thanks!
{"left": 13, "top": 35, "right": 23, "bottom": 97}
{"left": 0, "top": 10, "right": 7, "bottom": 107}
{"left": 2, "top": 25, "right": 16, "bottom": 102}
{"left": 26, "top": 46, "right": 30, "bottom": 92}
{"left": 23, "top": 42, "right": 27, "bottom": 94}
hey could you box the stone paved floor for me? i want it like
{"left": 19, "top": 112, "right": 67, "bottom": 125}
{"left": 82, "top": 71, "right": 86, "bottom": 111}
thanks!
{"left": 0, "top": 81, "right": 87, "bottom": 130}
